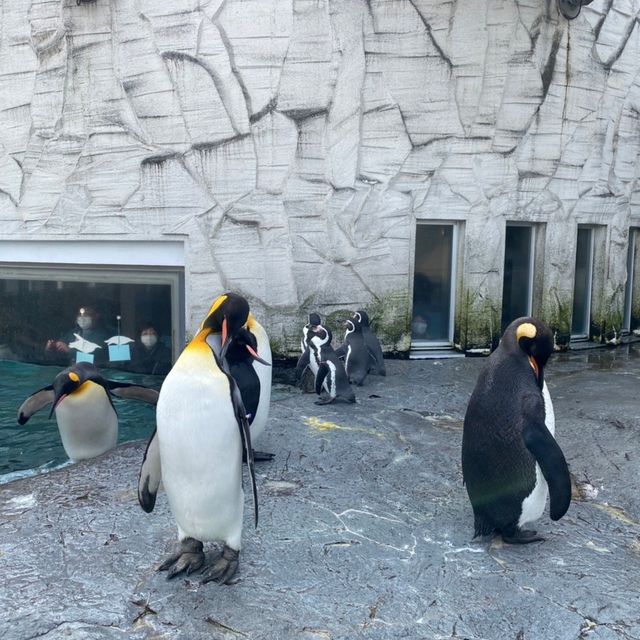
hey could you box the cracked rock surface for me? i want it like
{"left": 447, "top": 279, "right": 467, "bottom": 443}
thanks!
{"left": 1, "top": 1, "right": 639, "bottom": 347}
{"left": 2, "top": 345, "right": 640, "bottom": 639}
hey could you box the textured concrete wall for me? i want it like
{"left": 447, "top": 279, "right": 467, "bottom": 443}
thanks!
{"left": 0, "top": 1, "right": 639, "bottom": 352}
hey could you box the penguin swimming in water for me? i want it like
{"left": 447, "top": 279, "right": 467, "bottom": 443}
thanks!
{"left": 307, "top": 325, "right": 355, "bottom": 405}
{"left": 17, "top": 362, "right": 159, "bottom": 461}
{"left": 341, "top": 318, "right": 369, "bottom": 386}
{"left": 137, "top": 293, "right": 258, "bottom": 584}
{"left": 461, "top": 317, "right": 571, "bottom": 543}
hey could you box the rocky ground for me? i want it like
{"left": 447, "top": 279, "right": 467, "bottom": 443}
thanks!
{"left": 1, "top": 345, "right": 640, "bottom": 640}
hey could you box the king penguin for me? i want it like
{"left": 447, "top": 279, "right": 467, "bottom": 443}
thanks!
{"left": 17, "top": 362, "right": 159, "bottom": 461}
{"left": 461, "top": 317, "right": 571, "bottom": 543}
{"left": 137, "top": 293, "right": 258, "bottom": 584}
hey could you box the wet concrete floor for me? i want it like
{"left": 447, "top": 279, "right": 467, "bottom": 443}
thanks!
{"left": 1, "top": 345, "right": 640, "bottom": 640}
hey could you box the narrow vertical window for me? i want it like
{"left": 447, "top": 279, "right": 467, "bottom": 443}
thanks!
{"left": 412, "top": 224, "right": 456, "bottom": 346}
{"left": 624, "top": 229, "right": 638, "bottom": 334}
{"left": 501, "top": 224, "right": 534, "bottom": 331}
{"left": 571, "top": 227, "right": 594, "bottom": 338}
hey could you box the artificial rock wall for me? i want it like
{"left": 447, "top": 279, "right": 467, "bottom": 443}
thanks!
{"left": 0, "top": 0, "right": 639, "bottom": 352}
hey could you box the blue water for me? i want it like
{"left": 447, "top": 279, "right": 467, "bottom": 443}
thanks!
{"left": 0, "top": 360, "right": 160, "bottom": 483}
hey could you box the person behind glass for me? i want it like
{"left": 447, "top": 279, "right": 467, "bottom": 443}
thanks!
{"left": 129, "top": 323, "right": 172, "bottom": 375}
{"left": 45, "top": 305, "right": 110, "bottom": 365}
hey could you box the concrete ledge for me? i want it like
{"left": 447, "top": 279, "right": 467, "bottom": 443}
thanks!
{"left": 2, "top": 353, "right": 640, "bottom": 639}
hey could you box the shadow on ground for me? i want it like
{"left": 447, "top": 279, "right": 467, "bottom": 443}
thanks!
{"left": 1, "top": 346, "right": 640, "bottom": 639}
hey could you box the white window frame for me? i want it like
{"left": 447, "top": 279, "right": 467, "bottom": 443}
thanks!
{"left": 571, "top": 226, "right": 594, "bottom": 340}
{"left": 0, "top": 240, "right": 185, "bottom": 357}
{"left": 411, "top": 221, "right": 458, "bottom": 350}
{"left": 504, "top": 222, "right": 535, "bottom": 319}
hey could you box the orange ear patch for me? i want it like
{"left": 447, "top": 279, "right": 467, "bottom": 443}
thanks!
{"left": 68, "top": 372, "right": 80, "bottom": 382}
{"left": 516, "top": 322, "right": 537, "bottom": 341}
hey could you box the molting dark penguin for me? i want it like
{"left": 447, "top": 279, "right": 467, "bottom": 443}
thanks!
{"left": 461, "top": 317, "right": 571, "bottom": 543}
{"left": 17, "top": 361, "right": 158, "bottom": 461}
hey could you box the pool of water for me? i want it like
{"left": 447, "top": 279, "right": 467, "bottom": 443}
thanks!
{"left": 0, "top": 360, "right": 161, "bottom": 483}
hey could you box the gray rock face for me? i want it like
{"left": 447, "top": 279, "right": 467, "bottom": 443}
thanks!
{"left": 2, "top": 346, "right": 640, "bottom": 639}
{"left": 0, "top": 1, "right": 639, "bottom": 350}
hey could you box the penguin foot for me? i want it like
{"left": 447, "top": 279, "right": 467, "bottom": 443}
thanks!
{"left": 158, "top": 537, "right": 205, "bottom": 579}
{"left": 254, "top": 450, "right": 275, "bottom": 462}
{"left": 501, "top": 528, "right": 545, "bottom": 544}
{"left": 242, "top": 449, "right": 275, "bottom": 463}
{"left": 201, "top": 545, "right": 239, "bottom": 585}
{"left": 314, "top": 396, "right": 334, "bottom": 405}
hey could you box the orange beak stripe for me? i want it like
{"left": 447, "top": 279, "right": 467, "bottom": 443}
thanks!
{"left": 528, "top": 356, "right": 539, "bottom": 380}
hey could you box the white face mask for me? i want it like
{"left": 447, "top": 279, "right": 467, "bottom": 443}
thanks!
{"left": 77, "top": 316, "right": 93, "bottom": 330}
{"left": 141, "top": 334, "right": 158, "bottom": 349}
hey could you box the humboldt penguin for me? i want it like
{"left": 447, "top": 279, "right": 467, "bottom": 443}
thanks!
{"left": 17, "top": 361, "right": 159, "bottom": 461}
{"left": 461, "top": 317, "right": 571, "bottom": 543}
{"left": 342, "top": 318, "right": 369, "bottom": 386}
{"left": 354, "top": 310, "right": 386, "bottom": 376}
{"left": 137, "top": 293, "right": 258, "bottom": 584}
{"left": 308, "top": 325, "right": 355, "bottom": 405}
{"left": 295, "top": 312, "right": 322, "bottom": 391}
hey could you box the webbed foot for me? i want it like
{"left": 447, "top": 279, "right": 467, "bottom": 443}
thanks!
{"left": 314, "top": 396, "right": 334, "bottom": 405}
{"left": 243, "top": 448, "right": 275, "bottom": 463}
{"left": 201, "top": 545, "right": 239, "bottom": 585}
{"left": 158, "top": 537, "right": 205, "bottom": 578}
{"left": 501, "top": 528, "right": 544, "bottom": 544}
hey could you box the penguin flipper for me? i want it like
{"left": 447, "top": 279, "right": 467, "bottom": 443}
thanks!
{"left": 294, "top": 348, "right": 310, "bottom": 382}
{"left": 138, "top": 429, "right": 161, "bottom": 513}
{"left": 17, "top": 386, "right": 54, "bottom": 424}
{"left": 315, "top": 362, "right": 331, "bottom": 396}
{"left": 521, "top": 393, "right": 571, "bottom": 521}
{"left": 230, "top": 379, "right": 258, "bottom": 529}
{"left": 334, "top": 344, "right": 346, "bottom": 359}
{"left": 108, "top": 381, "right": 160, "bottom": 404}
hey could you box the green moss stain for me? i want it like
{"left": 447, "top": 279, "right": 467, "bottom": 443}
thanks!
{"left": 540, "top": 288, "right": 572, "bottom": 350}
{"left": 455, "top": 289, "right": 500, "bottom": 351}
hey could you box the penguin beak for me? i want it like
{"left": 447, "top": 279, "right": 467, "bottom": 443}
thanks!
{"left": 245, "top": 344, "right": 270, "bottom": 366}
{"left": 528, "top": 356, "right": 542, "bottom": 386}
{"left": 219, "top": 317, "right": 230, "bottom": 360}
{"left": 49, "top": 393, "right": 67, "bottom": 418}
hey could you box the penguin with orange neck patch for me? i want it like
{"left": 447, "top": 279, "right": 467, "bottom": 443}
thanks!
{"left": 137, "top": 293, "right": 260, "bottom": 584}
{"left": 461, "top": 317, "right": 571, "bottom": 544}
{"left": 17, "top": 362, "right": 158, "bottom": 462}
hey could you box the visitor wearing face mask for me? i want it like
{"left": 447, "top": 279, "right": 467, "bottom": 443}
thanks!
{"left": 45, "top": 305, "right": 110, "bottom": 365}
{"left": 129, "top": 323, "right": 172, "bottom": 375}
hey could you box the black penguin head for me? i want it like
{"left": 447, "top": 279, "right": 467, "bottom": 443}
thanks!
{"left": 225, "top": 327, "right": 270, "bottom": 366}
{"left": 353, "top": 310, "right": 370, "bottom": 327}
{"left": 200, "top": 292, "right": 250, "bottom": 358}
{"left": 49, "top": 362, "right": 99, "bottom": 418}
{"left": 507, "top": 317, "right": 554, "bottom": 388}
{"left": 307, "top": 312, "right": 322, "bottom": 328}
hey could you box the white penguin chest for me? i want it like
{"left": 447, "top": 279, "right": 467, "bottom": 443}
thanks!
{"left": 55, "top": 382, "right": 117, "bottom": 461}
{"left": 518, "top": 381, "right": 556, "bottom": 527}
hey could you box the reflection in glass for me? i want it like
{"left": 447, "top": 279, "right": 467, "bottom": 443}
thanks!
{"left": 412, "top": 224, "right": 454, "bottom": 342}
{"left": 0, "top": 278, "right": 173, "bottom": 372}
{"left": 571, "top": 227, "right": 593, "bottom": 337}
{"left": 501, "top": 225, "right": 533, "bottom": 331}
